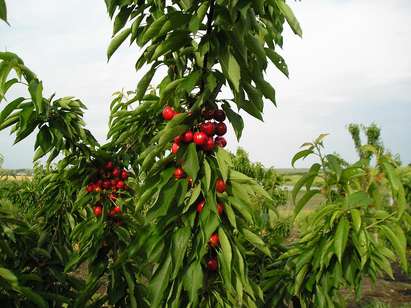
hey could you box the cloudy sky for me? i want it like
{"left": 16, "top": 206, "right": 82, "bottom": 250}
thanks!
{"left": 0, "top": 0, "right": 410, "bottom": 169}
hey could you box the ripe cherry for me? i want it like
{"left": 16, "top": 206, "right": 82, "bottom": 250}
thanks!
{"left": 217, "top": 203, "right": 224, "bottom": 216}
{"left": 202, "top": 109, "right": 215, "bottom": 120}
{"left": 108, "top": 209, "right": 116, "bottom": 217}
{"left": 215, "top": 136, "right": 227, "bottom": 148}
{"left": 162, "top": 106, "right": 175, "bottom": 121}
{"left": 174, "top": 135, "right": 182, "bottom": 144}
{"left": 102, "top": 179, "right": 111, "bottom": 190}
{"left": 171, "top": 143, "right": 180, "bottom": 154}
{"left": 200, "top": 121, "right": 215, "bottom": 136}
{"left": 93, "top": 206, "right": 103, "bottom": 217}
{"left": 112, "top": 167, "right": 120, "bottom": 178}
{"left": 216, "top": 178, "right": 226, "bottom": 193}
{"left": 86, "top": 183, "right": 95, "bottom": 193}
{"left": 207, "top": 258, "right": 218, "bottom": 271}
{"left": 193, "top": 132, "right": 207, "bottom": 145}
{"left": 113, "top": 206, "right": 122, "bottom": 214}
{"left": 215, "top": 122, "right": 227, "bottom": 136}
{"left": 196, "top": 199, "right": 205, "bottom": 213}
{"left": 209, "top": 233, "right": 220, "bottom": 248}
{"left": 174, "top": 167, "right": 185, "bottom": 180}
{"left": 213, "top": 109, "right": 226, "bottom": 122}
{"left": 202, "top": 137, "right": 215, "bottom": 152}
{"left": 104, "top": 161, "right": 114, "bottom": 170}
{"left": 182, "top": 131, "right": 193, "bottom": 143}
{"left": 121, "top": 169, "right": 128, "bottom": 180}
{"left": 116, "top": 180, "right": 125, "bottom": 190}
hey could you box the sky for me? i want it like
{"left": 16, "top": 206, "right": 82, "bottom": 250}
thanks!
{"left": 0, "top": 0, "right": 410, "bottom": 169}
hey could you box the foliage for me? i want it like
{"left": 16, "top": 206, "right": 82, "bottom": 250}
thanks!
{"left": 263, "top": 134, "right": 408, "bottom": 307}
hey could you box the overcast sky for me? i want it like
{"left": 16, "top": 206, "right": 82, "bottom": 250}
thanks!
{"left": 0, "top": 0, "right": 410, "bottom": 169}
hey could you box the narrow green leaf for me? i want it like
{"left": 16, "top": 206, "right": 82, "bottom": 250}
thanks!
{"left": 275, "top": 0, "right": 303, "bottom": 37}
{"left": 107, "top": 27, "right": 131, "bottom": 60}
{"left": 291, "top": 149, "right": 313, "bottom": 167}
{"left": 182, "top": 143, "right": 200, "bottom": 181}
{"left": 350, "top": 209, "right": 361, "bottom": 232}
{"left": 265, "top": 48, "right": 289, "bottom": 77}
{"left": 334, "top": 217, "right": 350, "bottom": 263}
{"left": 136, "top": 65, "right": 156, "bottom": 100}
{"left": 0, "top": 0, "right": 8, "bottom": 24}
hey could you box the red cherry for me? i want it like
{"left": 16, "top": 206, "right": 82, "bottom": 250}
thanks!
{"left": 171, "top": 143, "right": 180, "bottom": 154}
{"left": 202, "top": 109, "right": 215, "bottom": 120}
{"left": 94, "top": 186, "right": 101, "bottom": 193}
{"left": 174, "top": 167, "right": 185, "bottom": 180}
{"left": 112, "top": 167, "right": 120, "bottom": 178}
{"left": 121, "top": 169, "right": 128, "bottom": 180}
{"left": 207, "top": 258, "right": 218, "bottom": 271}
{"left": 200, "top": 121, "right": 216, "bottom": 136}
{"left": 217, "top": 203, "right": 224, "bottom": 216}
{"left": 162, "top": 106, "right": 175, "bottom": 121}
{"left": 108, "top": 209, "right": 116, "bottom": 217}
{"left": 113, "top": 206, "right": 122, "bottom": 214}
{"left": 102, "top": 179, "right": 111, "bottom": 190}
{"left": 209, "top": 233, "right": 220, "bottom": 248}
{"left": 116, "top": 180, "right": 125, "bottom": 190}
{"left": 93, "top": 206, "right": 103, "bottom": 217}
{"left": 215, "top": 122, "right": 227, "bottom": 136}
{"left": 97, "top": 179, "right": 103, "bottom": 187}
{"left": 174, "top": 135, "right": 182, "bottom": 144}
{"left": 193, "top": 132, "right": 207, "bottom": 145}
{"left": 202, "top": 137, "right": 215, "bottom": 152}
{"left": 216, "top": 178, "right": 226, "bottom": 193}
{"left": 182, "top": 131, "right": 193, "bottom": 143}
{"left": 86, "top": 183, "right": 95, "bottom": 193}
{"left": 215, "top": 136, "right": 227, "bottom": 148}
{"left": 104, "top": 161, "right": 114, "bottom": 170}
{"left": 196, "top": 199, "right": 205, "bottom": 213}
{"left": 213, "top": 110, "right": 226, "bottom": 122}
{"left": 111, "top": 179, "right": 117, "bottom": 188}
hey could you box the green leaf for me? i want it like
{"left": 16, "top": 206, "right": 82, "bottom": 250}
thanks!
{"left": 294, "top": 189, "right": 320, "bottom": 216}
{"left": 265, "top": 48, "right": 289, "bottom": 77}
{"left": 0, "top": 0, "right": 8, "bottom": 24}
{"left": 0, "top": 267, "right": 18, "bottom": 287}
{"left": 136, "top": 65, "right": 156, "bottom": 100}
{"left": 275, "top": 0, "right": 303, "bottom": 37}
{"left": 350, "top": 209, "right": 361, "bottom": 232}
{"left": 28, "top": 79, "right": 44, "bottom": 115}
{"left": 0, "top": 97, "right": 24, "bottom": 123}
{"left": 171, "top": 227, "right": 191, "bottom": 279}
{"left": 107, "top": 27, "right": 131, "bottom": 60}
{"left": 241, "top": 229, "right": 271, "bottom": 257}
{"left": 334, "top": 217, "right": 350, "bottom": 263}
{"left": 183, "top": 262, "right": 203, "bottom": 306}
{"left": 218, "top": 228, "right": 232, "bottom": 274}
{"left": 17, "top": 286, "right": 48, "bottom": 308}
{"left": 141, "top": 15, "right": 168, "bottom": 45}
{"left": 216, "top": 147, "right": 232, "bottom": 181}
{"left": 380, "top": 224, "right": 407, "bottom": 272}
{"left": 227, "top": 53, "right": 241, "bottom": 92}
{"left": 204, "top": 159, "right": 211, "bottom": 191}
{"left": 291, "top": 149, "right": 313, "bottom": 167}
{"left": 182, "top": 143, "right": 200, "bottom": 181}
{"left": 222, "top": 103, "right": 244, "bottom": 140}
{"left": 148, "top": 254, "right": 172, "bottom": 308}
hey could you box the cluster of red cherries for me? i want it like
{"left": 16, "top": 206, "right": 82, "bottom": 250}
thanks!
{"left": 85, "top": 161, "right": 129, "bottom": 220}
{"left": 162, "top": 106, "right": 228, "bottom": 155}
{"left": 162, "top": 105, "right": 230, "bottom": 272}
